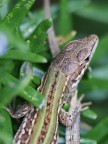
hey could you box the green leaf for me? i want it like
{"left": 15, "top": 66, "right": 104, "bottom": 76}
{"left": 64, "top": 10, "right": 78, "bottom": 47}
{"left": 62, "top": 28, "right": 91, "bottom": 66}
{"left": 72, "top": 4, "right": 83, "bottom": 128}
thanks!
{"left": 86, "top": 89, "right": 108, "bottom": 102}
{"left": 0, "top": 108, "right": 13, "bottom": 135}
{"left": 0, "top": 0, "right": 10, "bottom": 20}
{"left": 20, "top": 86, "right": 44, "bottom": 108}
{"left": 80, "top": 138, "right": 97, "bottom": 144}
{"left": 0, "top": 108, "right": 13, "bottom": 144}
{"left": 58, "top": 0, "right": 72, "bottom": 35}
{"left": 0, "top": 0, "right": 8, "bottom": 7}
{"left": 20, "top": 11, "right": 44, "bottom": 38}
{"left": 92, "top": 66, "right": 108, "bottom": 80}
{"left": 31, "top": 76, "right": 40, "bottom": 86}
{"left": 85, "top": 117, "right": 108, "bottom": 142}
{"left": 0, "top": 71, "right": 43, "bottom": 107}
{"left": 76, "top": 3, "right": 108, "bottom": 24}
{"left": 0, "top": 131, "right": 12, "bottom": 144}
{"left": 53, "top": 0, "right": 91, "bottom": 35}
{"left": 0, "top": 24, "right": 28, "bottom": 51}
{"left": 29, "top": 19, "right": 52, "bottom": 53}
{"left": 80, "top": 78, "right": 108, "bottom": 93}
{"left": 3, "top": 0, "right": 36, "bottom": 31}
{"left": 68, "top": 0, "right": 91, "bottom": 13}
{"left": 0, "top": 50, "right": 47, "bottom": 63}
{"left": 0, "top": 70, "right": 32, "bottom": 106}
{"left": 102, "top": 139, "right": 108, "bottom": 144}
{"left": 82, "top": 109, "right": 97, "bottom": 120}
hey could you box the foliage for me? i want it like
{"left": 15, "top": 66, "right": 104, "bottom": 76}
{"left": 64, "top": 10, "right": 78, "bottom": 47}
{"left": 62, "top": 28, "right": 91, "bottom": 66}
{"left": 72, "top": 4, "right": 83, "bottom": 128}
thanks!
{"left": 0, "top": 0, "right": 108, "bottom": 144}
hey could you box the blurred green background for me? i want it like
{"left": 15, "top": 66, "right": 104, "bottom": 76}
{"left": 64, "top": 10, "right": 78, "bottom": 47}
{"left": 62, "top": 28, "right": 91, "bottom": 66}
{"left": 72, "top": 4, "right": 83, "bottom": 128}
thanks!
{"left": 0, "top": 0, "right": 108, "bottom": 144}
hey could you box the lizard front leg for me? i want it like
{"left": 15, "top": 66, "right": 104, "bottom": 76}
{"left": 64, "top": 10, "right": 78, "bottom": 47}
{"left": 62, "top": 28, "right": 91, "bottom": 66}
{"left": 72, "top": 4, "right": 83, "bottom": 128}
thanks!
{"left": 59, "top": 95, "right": 91, "bottom": 127}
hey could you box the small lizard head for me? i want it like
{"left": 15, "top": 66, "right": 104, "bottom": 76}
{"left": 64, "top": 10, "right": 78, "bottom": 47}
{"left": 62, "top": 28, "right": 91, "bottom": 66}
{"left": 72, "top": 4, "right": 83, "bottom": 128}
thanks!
{"left": 53, "top": 35, "right": 99, "bottom": 78}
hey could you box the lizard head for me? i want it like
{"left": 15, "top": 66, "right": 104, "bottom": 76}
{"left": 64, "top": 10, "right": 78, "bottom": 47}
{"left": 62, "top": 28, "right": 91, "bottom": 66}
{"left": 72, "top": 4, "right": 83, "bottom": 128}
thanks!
{"left": 52, "top": 34, "right": 99, "bottom": 79}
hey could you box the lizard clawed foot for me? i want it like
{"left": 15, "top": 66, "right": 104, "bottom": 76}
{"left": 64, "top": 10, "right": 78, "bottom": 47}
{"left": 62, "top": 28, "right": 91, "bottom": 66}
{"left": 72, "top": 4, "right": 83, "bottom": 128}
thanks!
{"left": 3, "top": 103, "right": 33, "bottom": 119}
{"left": 77, "top": 94, "right": 92, "bottom": 112}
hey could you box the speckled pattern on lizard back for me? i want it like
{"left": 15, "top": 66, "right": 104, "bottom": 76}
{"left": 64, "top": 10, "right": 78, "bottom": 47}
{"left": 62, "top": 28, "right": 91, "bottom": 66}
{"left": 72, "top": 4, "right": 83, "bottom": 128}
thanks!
{"left": 13, "top": 35, "right": 98, "bottom": 144}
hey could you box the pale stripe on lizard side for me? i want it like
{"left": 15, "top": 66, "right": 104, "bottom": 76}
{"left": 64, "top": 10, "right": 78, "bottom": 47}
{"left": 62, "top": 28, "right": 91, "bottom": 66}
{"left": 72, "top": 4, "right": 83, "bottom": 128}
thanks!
{"left": 13, "top": 35, "right": 99, "bottom": 144}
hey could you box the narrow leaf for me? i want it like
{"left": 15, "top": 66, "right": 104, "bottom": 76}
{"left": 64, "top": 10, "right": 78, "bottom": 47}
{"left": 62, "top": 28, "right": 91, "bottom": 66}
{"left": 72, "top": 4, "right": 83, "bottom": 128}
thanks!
{"left": 85, "top": 117, "right": 108, "bottom": 142}
{"left": 76, "top": 4, "right": 108, "bottom": 24}
{"left": 82, "top": 109, "right": 97, "bottom": 120}
{"left": 0, "top": 108, "right": 13, "bottom": 144}
{"left": 58, "top": 0, "right": 72, "bottom": 35}
{"left": 29, "top": 19, "right": 52, "bottom": 53}
{"left": 0, "top": 70, "right": 32, "bottom": 106}
{"left": 0, "top": 24, "right": 28, "bottom": 51}
{"left": 0, "top": 71, "right": 43, "bottom": 107}
{"left": 92, "top": 66, "right": 108, "bottom": 80}
{"left": 80, "top": 78, "right": 108, "bottom": 92}
{"left": 80, "top": 138, "right": 97, "bottom": 144}
{"left": 0, "top": 50, "right": 47, "bottom": 63}
{"left": 3, "top": 0, "right": 36, "bottom": 31}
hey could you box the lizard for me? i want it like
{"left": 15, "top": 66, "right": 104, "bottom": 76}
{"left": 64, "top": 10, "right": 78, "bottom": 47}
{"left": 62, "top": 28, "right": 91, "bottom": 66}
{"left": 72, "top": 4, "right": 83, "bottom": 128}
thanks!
{"left": 43, "top": 1, "right": 95, "bottom": 143}
{"left": 13, "top": 34, "right": 99, "bottom": 144}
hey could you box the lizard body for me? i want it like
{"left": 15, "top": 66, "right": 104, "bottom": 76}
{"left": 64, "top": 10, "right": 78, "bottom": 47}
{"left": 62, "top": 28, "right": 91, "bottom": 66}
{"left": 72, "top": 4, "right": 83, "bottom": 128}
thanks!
{"left": 13, "top": 35, "right": 98, "bottom": 144}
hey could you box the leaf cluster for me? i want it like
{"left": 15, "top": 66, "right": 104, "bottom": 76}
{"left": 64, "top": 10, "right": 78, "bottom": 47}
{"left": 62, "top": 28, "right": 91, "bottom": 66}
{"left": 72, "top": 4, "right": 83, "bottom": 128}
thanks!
{"left": 0, "top": 0, "right": 108, "bottom": 144}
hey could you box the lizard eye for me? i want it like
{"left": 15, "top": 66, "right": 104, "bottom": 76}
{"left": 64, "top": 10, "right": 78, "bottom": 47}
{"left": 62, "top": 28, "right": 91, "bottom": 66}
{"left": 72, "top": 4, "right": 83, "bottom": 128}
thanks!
{"left": 72, "top": 79, "right": 77, "bottom": 83}
{"left": 85, "top": 56, "right": 90, "bottom": 62}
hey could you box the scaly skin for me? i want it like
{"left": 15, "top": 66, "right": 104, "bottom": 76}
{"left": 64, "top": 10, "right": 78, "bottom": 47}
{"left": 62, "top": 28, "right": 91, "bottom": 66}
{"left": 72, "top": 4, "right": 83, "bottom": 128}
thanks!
{"left": 13, "top": 35, "right": 99, "bottom": 144}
